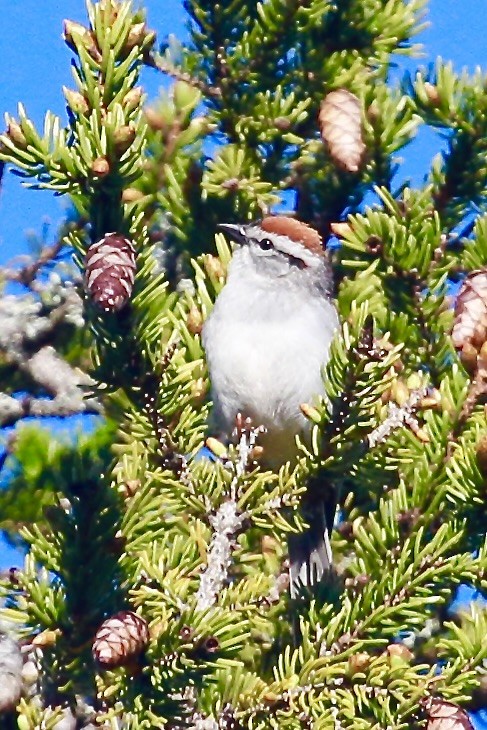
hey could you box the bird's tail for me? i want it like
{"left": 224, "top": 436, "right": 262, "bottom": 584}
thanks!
{"left": 288, "top": 499, "right": 334, "bottom": 598}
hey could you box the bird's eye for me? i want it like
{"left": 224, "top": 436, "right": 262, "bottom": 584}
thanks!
{"left": 258, "top": 238, "right": 273, "bottom": 250}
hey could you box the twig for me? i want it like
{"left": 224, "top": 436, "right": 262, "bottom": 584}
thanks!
{"left": 0, "top": 393, "right": 101, "bottom": 428}
{"left": 147, "top": 53, "right": 222, "bottom": 100}
{"left": 0, "top": 239, "right": 64, "bottom": 290}
{"left": 367, "top": 387, "right": 429, "bottom": 448}
{"left": 195, "top": 419, "right": 264, "bottom": 611}
{"left": 195, "top": 499, "right": 243, "bottom": 612}
{"left": 0, "top": 346, "right": 101, "bottom": 427}
{"left": 456, "top": 364, "right": 487, "bottom": 429}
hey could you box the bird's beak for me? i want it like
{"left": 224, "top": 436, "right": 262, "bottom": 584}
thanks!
{"left": 217, "top": 223, "right": 248, "bottom": 245}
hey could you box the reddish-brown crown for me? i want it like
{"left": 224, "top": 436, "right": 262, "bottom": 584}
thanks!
{"left": 260, "top": 216, "right": 324, "bottom": 256}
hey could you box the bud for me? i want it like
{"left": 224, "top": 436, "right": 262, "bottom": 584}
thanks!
{"left": 6, "top": 119, "right": 27, "bottom": 148}
{"left": 119, "top": 479, "right": 140, "bottom": 498}
{"left": 187, "top": 305, "right": 203, "bottom": 335}
{"left": 420, "top": 391, "right": 441, "bottom": 409}
{"left": 221, "top": 178, "right": 240, "bottom": 191}
{"left": 122, "top": 187, "right": 144, "bottom": 203}
{"left": 113, "top": 124, "right": 136, "bottom": 155}
{"left": 144, "top": 29, "right": 157, "bottom": 49}
{"left": 63, "top": 20, "right": 101, "bottom": 62}
{"left": 261, "top": 535, "right": 278, "bottom": 554}
{"left": 387, "top": 643, "right": 413, "bottom": 668}
{"left": 125, "top": 22, "right": 147, "bottom": 49}
{"left": 250, "top": 445, "right": 264, "bottom": 461}
{"left": 123, "top": 22, "right": 154, "bottom": 54}
{"left": 63, "top": 19, "right": 89, "bottom": 50}
{"left": 206, "top": 437, "right": 227, "bottom": 459}
{"left": 274, "top": 116, "right": 291, "bottom": 131}
{"left": 204, "top": 254, "right": 226, "bottom": 281}
{"left": 123, "top": 87, "right": 144, "bottom": 111}
{"left": 391, "top": 379, "right": 409, "bottom": 407}
{"left": 414, "top": 427, "right": 430, "bottom": 443}
{"left": 330, "top": 221, "right": 352, "bottom": 238}
{"left": 91, "top": 156, "right": 110, "bottom": 177}
{"left": 263, "top": 692, "right": 279, "bottom": 703}
{"left": 32, "top": 628, "right": 61, "bottom": 647}
{"left": 348, "top": 652, "right": 370, "bottom": 675}
{"left": 424, "top": 82, "right": 441, "bottom": 106}
{"left": 144, "top": 107, "right": 167, "bottom": 131}
{"left": 63, "top": 87, "right": 89, "bottom": 115}
{"left": 300, "top": 402, "right": 321, "bottom": 424}
{"left": 191, "top": 378, "right": 207, "bottom": 403}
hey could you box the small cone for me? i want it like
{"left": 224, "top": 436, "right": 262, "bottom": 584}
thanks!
{"left": 319, "top": 89, "right": 365, "bottom": 173}
{"left": 452, "top": 271, "right": 487, "bottom": 367}
{"left": 84, "top": 233, "right": 137, "bottom": 312}
{"left": 421, "top": 697, "right": 473, "bottom": 730}
{"left": 92, "top": 610, "right": 149, "bottom": 669}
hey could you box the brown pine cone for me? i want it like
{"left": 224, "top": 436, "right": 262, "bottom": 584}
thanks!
{"left": 92, "top": 610, "right": 149, "bottom": 669}
{"left": 451, "top": 270, "right": 487, "bottom": 371}
{"left": 319, "top": 89, "right": 365, "bottom": 173}
{"left": 421, "top": 697, "right": 473, "bottom": 730}
{"left": 84, "top": 233, "right": 137, "bottom": 312}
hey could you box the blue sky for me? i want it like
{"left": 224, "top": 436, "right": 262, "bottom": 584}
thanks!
{"left": 0, "top": 0, "right": 486, "bottom": 264}
{"left": 0, "top": 0, "right": 186, "bottom": 263}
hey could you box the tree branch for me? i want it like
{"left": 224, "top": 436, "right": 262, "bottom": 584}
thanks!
{"left": 146, "top": 53, "right": 222, "bottom": 100}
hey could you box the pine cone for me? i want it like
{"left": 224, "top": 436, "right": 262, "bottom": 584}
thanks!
{"left": 421, "top": 697, "right": 473, "bottom": 730}
{"left": 84, "top": 233, "right": 137, "bottom": 312}
{"left": 92, "top": 611, "right": 149, "bottom": 669}
{"left": 451, "top": 270, "right": 487, "bottom": 369}
{"left": 319, "top": 89, "right": 365, "bottom": 173}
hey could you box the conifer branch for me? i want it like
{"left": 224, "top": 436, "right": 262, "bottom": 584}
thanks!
{"left": 456, "top": 363, "right": 487, "bottom": 429}
{"left": 1, "top": 243, "right": 65, "bottom": 289}
{"left": 367, "top": 387, "right": 429, "bottom": 447}
{"left": 195, "top": 499, "right": 243, "bottom": 612}
{"left": 195, "top": 421, "right": 264, "bottom": 611}
{"left": 148, "top": 53, "right": 222, "bottom": 99}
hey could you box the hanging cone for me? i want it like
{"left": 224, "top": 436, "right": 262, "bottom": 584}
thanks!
{"left": 92, "top": 610, "right": 149, "bottom": 669}
{"left": 319, "top": 89, "right": 365, "bottom": 173}
{"left": 84, "top": 233, "right": 137, "bottom": 312}
{"left": 421, "top": 697, "right": 473, "bottom": 730}
{"left": 451, "top": 270, "right": 487, "bottom": 369}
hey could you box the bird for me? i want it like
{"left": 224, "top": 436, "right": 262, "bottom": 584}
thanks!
{"left": 202, "top": 215, "right": 339, "bottom": 596}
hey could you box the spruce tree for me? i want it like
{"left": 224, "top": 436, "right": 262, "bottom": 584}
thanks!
{"left": 1, "top": 1, "right": 487, "bottom": 728}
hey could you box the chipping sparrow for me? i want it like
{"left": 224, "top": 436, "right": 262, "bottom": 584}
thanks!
{"left": 202, "top": 215, "right": 339, "bottom": 595}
